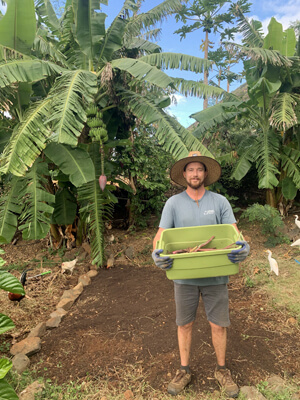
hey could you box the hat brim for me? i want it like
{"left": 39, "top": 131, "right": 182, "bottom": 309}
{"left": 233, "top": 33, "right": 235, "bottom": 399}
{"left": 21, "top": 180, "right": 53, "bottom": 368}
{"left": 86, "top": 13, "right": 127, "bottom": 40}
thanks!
{"left": 170, "top": 155, "right": 221, "bottom": 187}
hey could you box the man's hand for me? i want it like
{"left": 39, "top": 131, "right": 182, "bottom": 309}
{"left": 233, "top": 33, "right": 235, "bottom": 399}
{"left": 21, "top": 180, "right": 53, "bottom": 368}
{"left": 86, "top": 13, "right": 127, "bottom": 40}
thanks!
{"left": 152, "top": 249, "right": 173, "bottom": 270}
{"left": 228, "top": 240, "right": 250, "bottom": 263}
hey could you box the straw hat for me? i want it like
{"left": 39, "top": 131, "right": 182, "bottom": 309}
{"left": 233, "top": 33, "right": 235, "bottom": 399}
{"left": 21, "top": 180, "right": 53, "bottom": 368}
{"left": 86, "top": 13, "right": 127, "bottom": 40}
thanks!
{"left": 170, "top": 151, "right": 221, "bottom": 187}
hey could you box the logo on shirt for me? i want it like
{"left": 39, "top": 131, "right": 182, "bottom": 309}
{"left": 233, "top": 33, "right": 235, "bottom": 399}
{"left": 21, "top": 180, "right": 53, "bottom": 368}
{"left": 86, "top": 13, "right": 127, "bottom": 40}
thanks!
{"left": 204, "top": 210, "right": 215, "bottom": 215}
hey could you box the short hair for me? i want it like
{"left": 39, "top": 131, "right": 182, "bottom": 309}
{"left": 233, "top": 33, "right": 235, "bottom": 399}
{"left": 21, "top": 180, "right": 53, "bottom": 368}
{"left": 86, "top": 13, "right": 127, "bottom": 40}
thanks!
{"left": 183, "top": 161, "right": 207, "bottom": 172}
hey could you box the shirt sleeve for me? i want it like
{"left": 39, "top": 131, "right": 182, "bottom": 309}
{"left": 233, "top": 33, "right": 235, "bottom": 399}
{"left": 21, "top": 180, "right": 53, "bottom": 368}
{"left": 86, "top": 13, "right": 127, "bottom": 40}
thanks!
{"left": 220, "top": 197, "right": 236, "bottom": 224}
{"left": 159, "top": 198, "right": 175, "bottom": 229}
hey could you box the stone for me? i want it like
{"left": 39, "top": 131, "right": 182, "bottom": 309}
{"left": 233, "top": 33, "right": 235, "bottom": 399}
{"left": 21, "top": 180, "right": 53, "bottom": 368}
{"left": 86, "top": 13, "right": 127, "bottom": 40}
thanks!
{"left": 12, "top": 353, "right": 30, "bottom": 374}
{"left": 73, "top": 282, "right": 84, "bottom": 296}
{"left": 56, "top": 297, "right": 74, "bottom": 311}
{"left": 46, "top": 316, "right": 62, "bottom": 329}
{"left": 124, "top": 246, "right": 134, "bottom": 259}
{"left": 27, "top": 322, "right": 46, "bottom": 338}
{"left": 123, "top": 389, "right": 134, "bottom": 399}
{"left": 77, "top": 251, "right": 88, "bottom": 261}
{"left": 87, "top": 269, "right": 98, "bottom": 278}
{"left": 266, "top": 375, "right": 286, "bottom": 391}
{"left": 240, "top": 386, "right": 266, "bottom": 400}
{"left": 78, "top": 274, "right": 91, "bottom": 286}
{"left": 10, "top": 337, "right": 41, "bottom": 357}
{"left": 82, "top": 242, "right": 91, "bottom": 254}
{"left": 19, "top": 380, "right": 45, "bottom": 400}
{"left": 50, "top": 308, "right": 68, "bottom": 319}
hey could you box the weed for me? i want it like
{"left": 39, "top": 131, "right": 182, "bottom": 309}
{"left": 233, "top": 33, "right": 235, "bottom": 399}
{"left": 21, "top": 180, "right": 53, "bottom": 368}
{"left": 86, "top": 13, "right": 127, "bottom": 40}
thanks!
{"left": 245, "top": 276, "right": 255, "bottom": 288}
{"left": 256, "top": 380, "right": 298, "bottom": 399}
{"left": 241, "top": 204, "right": 290, "bottom": 247}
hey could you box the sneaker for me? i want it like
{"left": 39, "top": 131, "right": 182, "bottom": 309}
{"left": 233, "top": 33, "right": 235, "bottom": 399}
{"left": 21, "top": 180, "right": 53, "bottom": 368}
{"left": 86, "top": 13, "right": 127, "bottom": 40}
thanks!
{"left": 214, "top": 367, "right": 239, "bottom": 398}
{"left": 167, "top": 369, "right": 192, "bottom": 395}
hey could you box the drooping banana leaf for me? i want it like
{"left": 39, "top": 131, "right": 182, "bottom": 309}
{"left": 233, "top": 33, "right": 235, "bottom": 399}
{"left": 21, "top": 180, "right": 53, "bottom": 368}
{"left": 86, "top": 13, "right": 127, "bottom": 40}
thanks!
{"left": 0, "top": 272, "right": 25, "bottom": 295}
{"left": 74, "top": 0, "right": 106, "bottom": 61}
{"left": 18, "top": 159, "right": 55, "bottom": 240}
{"left": 44, "top": 143, "right": 95, "bottom": 187}
{"left": 0, "top": 59, "right": 64, "bottom": 88}
{"left": 254, "top": 131, "right": 280, "bottom": 189}
{"left": 98, "top": 0, "right": 137, "bottom": 65}
{"left": 0, "top": 314, "right": 15, "bottom": 336}
{"left": 51, "top": 187, "right": 77, "bottom": 225}
{"left": 0, "top": 98, "right": 53, "bottom": 176}
{"left": 78, "top": 143, "right": 114, "bottom": 266}
{"left": 0, "top": 177, "right": 24, "bottom": 244}
{"left": 35, "top": 0, "right": 60, "bottom": 33}
{"left": 0, "top": 0, "right": 36, "bottom": 55}
{"left": 281, "top": 177, "right": 298, "bottom": 200}
{"left": 0, "top": 359, "right": 12, "bottom": 379}
{"left": 122, "top": 90, "right": 214, "bottom": 160}
{"left": 111, "top": 58, "right": 175, "bottom": 89}
{"left": 140, "top": 53, "right": 212, "bottom": 74}
{"left": 281, "top": 147, "right": 300, "bottom": 189}
{"left": 190, "top": 102, "right": 242, "bottom": 137}
{"left": 0, "top": 378, "right": 19, "bottom": 400}
{"left": 46, "top": 70, "right": 97, "bottom": 145}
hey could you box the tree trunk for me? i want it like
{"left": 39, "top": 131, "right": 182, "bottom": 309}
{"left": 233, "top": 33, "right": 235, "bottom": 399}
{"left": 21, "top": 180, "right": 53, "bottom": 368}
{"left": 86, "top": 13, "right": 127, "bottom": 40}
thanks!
{"left": 203, "top": 30, "right": 209, "bottom": 110}
{"left": 266, "top": 189, "right": 277, "bottom": 208}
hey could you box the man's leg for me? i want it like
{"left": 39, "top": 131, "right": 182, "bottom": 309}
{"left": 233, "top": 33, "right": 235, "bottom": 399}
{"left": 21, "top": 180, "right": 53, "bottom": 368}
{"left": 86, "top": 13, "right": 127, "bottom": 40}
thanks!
{"left": 168, "top": 284, "right": 199, "bottom": 395}
{"left": 209, "top": 321, "right": 226, "bottom": 366}
{"left": 178, "top": 321, "right": 194, "bottom": 367}
{"left": 202, "top": 285, "right": 239, "bottom": 398}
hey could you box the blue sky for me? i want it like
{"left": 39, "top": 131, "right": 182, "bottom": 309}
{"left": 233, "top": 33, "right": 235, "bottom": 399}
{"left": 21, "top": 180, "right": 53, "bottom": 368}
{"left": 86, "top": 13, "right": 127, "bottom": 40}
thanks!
{"left": 1, "top": 0, "right": 300, "bottom": 127}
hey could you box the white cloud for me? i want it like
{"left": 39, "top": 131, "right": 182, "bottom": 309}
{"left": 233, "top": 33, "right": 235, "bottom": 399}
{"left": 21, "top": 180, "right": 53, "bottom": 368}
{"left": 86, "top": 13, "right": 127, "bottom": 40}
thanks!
{"left": 170, "top": 94, "right": 187, "bottom": 106}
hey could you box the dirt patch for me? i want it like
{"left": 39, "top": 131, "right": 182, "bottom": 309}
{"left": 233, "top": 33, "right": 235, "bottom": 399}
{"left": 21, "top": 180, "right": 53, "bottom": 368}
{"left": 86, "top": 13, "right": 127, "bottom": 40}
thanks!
{"left": 2, "top": 222, "right": 300, "bottom": 396}
{"left": 30, "top": 264, "right": 299, "bottom": 394}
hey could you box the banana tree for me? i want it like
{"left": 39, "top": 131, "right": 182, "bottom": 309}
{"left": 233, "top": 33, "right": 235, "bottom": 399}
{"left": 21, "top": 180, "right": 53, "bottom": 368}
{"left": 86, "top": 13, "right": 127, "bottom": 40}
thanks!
{"left": 191, "top": 11, "right": 300, "bottom": 212}
{"left": 0, "top": 0, "right": 223, "bottom": 265}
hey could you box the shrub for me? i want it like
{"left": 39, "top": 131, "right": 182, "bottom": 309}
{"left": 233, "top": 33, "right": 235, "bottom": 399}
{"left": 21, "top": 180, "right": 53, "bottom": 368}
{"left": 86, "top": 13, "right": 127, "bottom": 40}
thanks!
{"left": 241, "top": 203, "right": 290, "bottom": 247}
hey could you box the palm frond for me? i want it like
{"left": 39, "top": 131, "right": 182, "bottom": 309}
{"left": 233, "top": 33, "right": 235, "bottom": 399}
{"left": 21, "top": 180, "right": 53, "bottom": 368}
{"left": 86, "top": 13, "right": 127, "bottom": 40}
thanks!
{"left": 122, "top": 90, "right": 215, "bottom": 160}
{"left": 270, "top": 93, "right": 300, "bottom": 132}
{"left": 173, "top": 78, "right": 225, "bottom": 99}
{"left": 0, "top": 98, "right": 52, "bottom": 176}
{"left": 0, "top": 58, "right": 64, "bottom": 88}
{"left": 46, "top": 70, "right": 97, "bottom": 145}
{"left": 19, "top": 159, "right": 55, "bottom": 240}
{"left": 140, "top": 53, "right": 212, "bottom": 73}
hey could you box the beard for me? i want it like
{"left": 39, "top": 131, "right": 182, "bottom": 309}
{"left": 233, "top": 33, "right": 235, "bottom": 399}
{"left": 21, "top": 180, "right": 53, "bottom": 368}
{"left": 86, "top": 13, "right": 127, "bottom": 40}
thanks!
{"left": 186, "top": 177, "right": 204, "bottom": 190}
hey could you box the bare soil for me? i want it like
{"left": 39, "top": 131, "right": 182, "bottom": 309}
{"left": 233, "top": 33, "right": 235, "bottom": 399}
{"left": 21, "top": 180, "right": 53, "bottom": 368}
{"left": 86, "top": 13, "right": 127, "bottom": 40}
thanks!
{"left": 1, "top": 218, "right": 300, "bottom": 396}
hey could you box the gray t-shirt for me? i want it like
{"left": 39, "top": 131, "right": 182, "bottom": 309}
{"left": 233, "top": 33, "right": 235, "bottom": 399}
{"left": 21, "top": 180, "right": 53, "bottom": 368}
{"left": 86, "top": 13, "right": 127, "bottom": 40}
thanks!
{"left": 159, "top": 190, "right": 237, "bottom": 286}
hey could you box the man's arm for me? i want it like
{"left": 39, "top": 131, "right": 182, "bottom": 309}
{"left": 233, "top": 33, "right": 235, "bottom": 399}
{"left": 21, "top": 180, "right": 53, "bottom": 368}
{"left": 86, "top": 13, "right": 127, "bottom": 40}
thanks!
{"left": 153, "top": 227, "right": 165, "bottom": 251}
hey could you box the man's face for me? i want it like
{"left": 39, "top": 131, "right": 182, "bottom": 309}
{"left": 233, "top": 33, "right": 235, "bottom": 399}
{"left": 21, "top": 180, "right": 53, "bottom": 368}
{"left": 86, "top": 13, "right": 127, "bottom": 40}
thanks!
{"left": 183, "top": 161, "right": 207, "bottom": 190}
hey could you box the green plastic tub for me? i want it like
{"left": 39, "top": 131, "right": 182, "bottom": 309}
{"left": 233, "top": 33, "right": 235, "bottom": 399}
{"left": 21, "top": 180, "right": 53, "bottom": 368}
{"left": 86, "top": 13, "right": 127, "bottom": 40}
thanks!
{"left": 156, "top": 224, "right": 243, "bottom": 280}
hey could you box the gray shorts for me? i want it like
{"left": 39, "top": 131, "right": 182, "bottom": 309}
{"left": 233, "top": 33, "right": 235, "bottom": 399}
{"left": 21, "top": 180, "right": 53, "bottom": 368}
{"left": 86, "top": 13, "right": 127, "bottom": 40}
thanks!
{"left": 174, "top": 283, "right": 230, "bottom": 327}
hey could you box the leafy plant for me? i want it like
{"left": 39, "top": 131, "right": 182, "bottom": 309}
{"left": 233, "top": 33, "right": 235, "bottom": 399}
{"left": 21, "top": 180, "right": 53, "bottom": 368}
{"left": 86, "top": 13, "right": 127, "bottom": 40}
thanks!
{"left": 241, "top": 204, "right": 290, "bottom": 247}
{"left": 0, "top": 249, "right": 24, "bottom": 400}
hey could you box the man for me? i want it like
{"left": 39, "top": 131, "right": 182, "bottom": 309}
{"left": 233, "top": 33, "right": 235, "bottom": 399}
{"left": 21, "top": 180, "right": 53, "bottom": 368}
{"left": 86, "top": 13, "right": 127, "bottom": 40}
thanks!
{"left": 152, "top": 151, "right": 250, "bottom": 398}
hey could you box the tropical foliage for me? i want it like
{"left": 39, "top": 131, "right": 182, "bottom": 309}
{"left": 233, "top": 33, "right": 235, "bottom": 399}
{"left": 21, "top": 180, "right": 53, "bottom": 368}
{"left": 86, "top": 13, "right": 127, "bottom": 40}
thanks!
{"left": 0, "top": 0, "right": 223, "bottom": 265}
{"left": 0, "top": 249, "right": 24, "bottom": 400}
{"left": 191, "top": 10, "right": 300, "bottom": 212}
